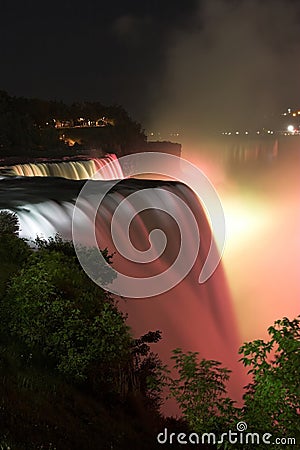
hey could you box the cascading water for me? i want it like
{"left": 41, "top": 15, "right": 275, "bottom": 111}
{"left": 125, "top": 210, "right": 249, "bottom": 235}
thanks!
{"left": 225, "top": 138, "right": 279, "bottom": 164}
{"left": 0, "top": 172, "right": 244, "bottom": 408}
{"left": 0, "top": 154, "right": 124, "bottom": 180}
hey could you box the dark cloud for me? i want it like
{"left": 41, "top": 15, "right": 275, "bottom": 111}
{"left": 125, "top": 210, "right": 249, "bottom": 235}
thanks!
{"left": 149, "top": 0, "right": 300, "bottom": 137}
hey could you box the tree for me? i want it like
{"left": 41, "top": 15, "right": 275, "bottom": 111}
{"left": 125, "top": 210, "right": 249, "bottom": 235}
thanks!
{"left": 0, "top": 210, "right": 20, "bottom": 236}
{"left": 166, "top": 349, "right": 238, "bottom": 434}
{"left": 123, "top": 330, "right": 165, "bottom": 412}
{"left": 239, "top": 316, "right": 300, "bottom": 444}
{"left": 162, "top": 317, "right": 300, "bottom": 450}
{"left": 2, "top": 242, "right": 132, "bottom": 384}
{"left": 0, "top": 211, "right": 31, "bottom": 296}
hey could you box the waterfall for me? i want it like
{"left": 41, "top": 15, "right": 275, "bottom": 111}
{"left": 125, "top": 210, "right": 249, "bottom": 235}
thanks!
{"left": 0, "top": 154, "right": 124, "bottom": 180}
{"left": 0, "top": 174, "right": 243, "bottom": 407}
{"left": 224, "top": 137, "right": 279, "bottom": 165}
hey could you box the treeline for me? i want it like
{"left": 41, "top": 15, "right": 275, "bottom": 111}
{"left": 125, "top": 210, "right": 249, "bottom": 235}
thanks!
{"left": 0, "top": 91, "right": 146, "bottom": 158}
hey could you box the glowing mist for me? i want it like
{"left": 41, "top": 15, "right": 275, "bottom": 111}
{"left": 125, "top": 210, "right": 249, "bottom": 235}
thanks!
{"left": 182, "top": 136, "right": 300, "bottom": 344}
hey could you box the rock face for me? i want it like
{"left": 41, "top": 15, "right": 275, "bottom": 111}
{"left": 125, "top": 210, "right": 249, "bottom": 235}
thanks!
{"left": 143, "top": 141, "right": 182, "bottom": 158}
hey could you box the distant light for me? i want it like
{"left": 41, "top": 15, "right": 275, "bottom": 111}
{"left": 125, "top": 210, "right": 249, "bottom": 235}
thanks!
{"left": 288, "top": 108, "right": 291, "bottom": 113}
{"left": 283, "top": 113, "right": 287, "bottom": 116}
{"left": 257, "top": 131, "right": 260, "bottom": 134}
{"left": 293, "top": 113, "right": 296, "bottom": 117}
{"left": 287, "top": 125, "right": 294, "bottom": 132}
{"left": 236, "top": 131, "right": 239, "bottom": 135}
{"left": 228, "top": 132, "right": 231, "bottom": 135}
{"left": 245, "top": 131, "right": 249, "bottom": 134}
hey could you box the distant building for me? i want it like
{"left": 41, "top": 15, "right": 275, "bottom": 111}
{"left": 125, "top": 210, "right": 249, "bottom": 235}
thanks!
{"left": 53, "top": 117, "right": 115, "bottom": 129}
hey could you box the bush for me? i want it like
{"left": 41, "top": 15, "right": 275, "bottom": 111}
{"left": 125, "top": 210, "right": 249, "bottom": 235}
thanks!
{"left": 167, "top": 349, "right": 238, "bottom": 434}
{"left": 163, "top": 317, "right": 300, "bottom": 449}
{"left": 0, "top": 210, "right": 20, "bottom": 236}
{"left": 240, "top": 316, "right": 300, "bottom": 443}
{"left": 3, "top": 246, "right": 131, "bottom": 383}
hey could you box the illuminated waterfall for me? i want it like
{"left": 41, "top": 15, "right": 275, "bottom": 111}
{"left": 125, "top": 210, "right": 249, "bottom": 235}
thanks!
{"left": 1, "top": 140, "right": 298, "bottom": 414}
{"left": 0, "top": 154, "right": 124, "bottom": 180}
{"left": 0, "top": 174, "right": 243, "bottom": 407}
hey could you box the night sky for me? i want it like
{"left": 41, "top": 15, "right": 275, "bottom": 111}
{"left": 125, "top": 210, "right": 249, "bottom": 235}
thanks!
{"left": 1, "top": 0, "right": 300, "bottom": 136}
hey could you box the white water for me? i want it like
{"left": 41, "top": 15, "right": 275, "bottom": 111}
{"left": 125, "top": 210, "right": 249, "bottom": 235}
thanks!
{"left": 0, "top": 154, "right": 124, "bottom": 180}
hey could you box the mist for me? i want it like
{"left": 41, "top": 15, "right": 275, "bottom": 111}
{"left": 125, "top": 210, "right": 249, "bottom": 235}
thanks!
{"left": 177, "top": 135, "right": 300, "bottom": 349}
{"left": 148, "top": 0, "right": 300, "bottom": 138}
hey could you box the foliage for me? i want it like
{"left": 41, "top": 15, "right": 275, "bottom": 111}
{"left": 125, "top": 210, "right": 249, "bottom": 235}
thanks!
{"left": 166, "top": 349, "right": 238, "bottom": 435}
{"left": 0, "top": 210, "right": 20, "bottom": 236}
{"left": 0, "top": 218, "right": 169, "bottom": 448}
{"left": 0, "top": 211, "right": 31, "bottom": 296}
{"left": 35, "top": 234, "right": 116, "bottom": 287}
{"left": 239, "top": 316, "right": 300, "bottom": 447}
{"left": 129, "top": 330, "right": 165, "bottom": 411}
{"left": 3, "top": 248, "right": 131, "bottom": 382}
{"left": 164, "top": 317, "right": 300, "bottom": 450}
{"left": 0, "top": 335, "right": 165, "bottom": 450}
